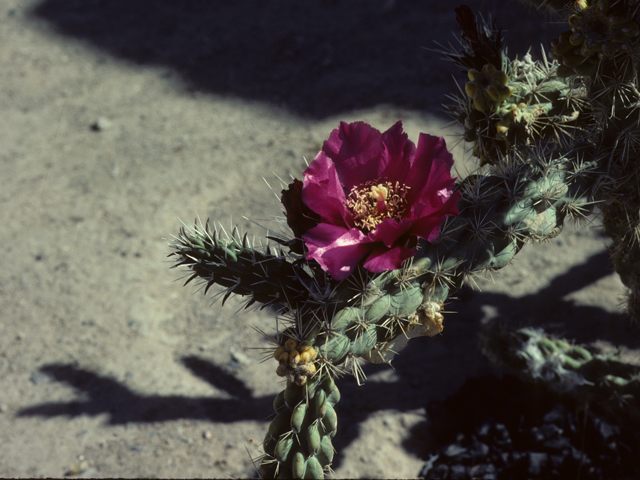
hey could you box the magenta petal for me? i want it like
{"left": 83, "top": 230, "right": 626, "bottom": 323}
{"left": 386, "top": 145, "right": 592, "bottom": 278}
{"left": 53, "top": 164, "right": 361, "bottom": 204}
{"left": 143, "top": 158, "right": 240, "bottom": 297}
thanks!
{"left": 372, "top": 217, "right": 412, "bottom": 247}
{"left": 406, "top": 134, "right": 454, "bottom": 204}
{"left": 291, "top": 120, "right": 461, "bottom": 280}
{"left": 303, "top": 224, "right": 372, "bottom": 281}
{"left": 322, "top": 121, "right": 383, "bottom": 191}
{"left": 362, "top": 245, "right": 416, "bottom": 273}
{"left": 379, "top": 121, "right": 415, "bottom": 182}
{"left": 408, "top": 190, "right": 461, "bottom": 241}
{"left": 302, "top": 152, "right": 352, "bottom": 226}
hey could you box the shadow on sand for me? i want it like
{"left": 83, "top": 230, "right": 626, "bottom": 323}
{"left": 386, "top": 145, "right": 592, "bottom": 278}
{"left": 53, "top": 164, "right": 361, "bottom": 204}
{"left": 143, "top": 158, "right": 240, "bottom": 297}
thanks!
{"left": 30, "top": 0, "right": 564, "bottom": 119}
{"left": 18, "top": 247, "right": 639, "bottom": 471}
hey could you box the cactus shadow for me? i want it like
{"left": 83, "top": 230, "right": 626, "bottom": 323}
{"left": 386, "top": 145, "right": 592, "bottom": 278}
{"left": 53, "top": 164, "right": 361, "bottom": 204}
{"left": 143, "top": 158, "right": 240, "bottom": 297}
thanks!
{"left": 457, "top": 249, "right": 640, "bottom": 349}
{"left": 17, "top": 358, "right": 272, "bottom": 424}
{"left": 332, "top": 248, "right": 640, "bottom": 471}
{"left": 29, "top": 0, "right": 564, "bottom": 119}
{"left": 17, "top": 254, "right": 638, "bottom": 473}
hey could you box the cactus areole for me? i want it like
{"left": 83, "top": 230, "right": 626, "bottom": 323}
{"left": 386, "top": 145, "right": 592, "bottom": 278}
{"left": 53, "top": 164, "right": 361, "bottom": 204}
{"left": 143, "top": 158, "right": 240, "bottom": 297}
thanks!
{"left": 281, "top": 121, "right": 461, "bottom": 280}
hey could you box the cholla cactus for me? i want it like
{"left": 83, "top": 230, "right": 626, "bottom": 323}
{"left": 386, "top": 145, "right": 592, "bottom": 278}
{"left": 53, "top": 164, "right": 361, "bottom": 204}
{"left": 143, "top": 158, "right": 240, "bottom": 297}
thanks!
{"left": 480, "top": 327, "right": 640, "bottom": 428}
{"left": 449, "top": 2, "right": 640, "bottom": 321}
{"left": 168, "top": 2, "right": 640, "bottom": 478}
{"left": 170, "top": 122, "right": 596, "bottom": 477}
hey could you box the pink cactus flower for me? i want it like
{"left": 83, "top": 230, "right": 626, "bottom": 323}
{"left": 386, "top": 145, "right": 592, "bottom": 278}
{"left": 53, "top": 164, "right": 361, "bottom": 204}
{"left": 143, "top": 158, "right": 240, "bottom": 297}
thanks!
{"left": 282, "top": 121, "right": 460, "bottom": 280}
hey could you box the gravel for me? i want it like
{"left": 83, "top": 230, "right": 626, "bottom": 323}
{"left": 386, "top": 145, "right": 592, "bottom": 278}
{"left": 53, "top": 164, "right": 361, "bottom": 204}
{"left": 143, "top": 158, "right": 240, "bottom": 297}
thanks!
{"left": 419, "top": 375, "right": 640, "bottom": 480}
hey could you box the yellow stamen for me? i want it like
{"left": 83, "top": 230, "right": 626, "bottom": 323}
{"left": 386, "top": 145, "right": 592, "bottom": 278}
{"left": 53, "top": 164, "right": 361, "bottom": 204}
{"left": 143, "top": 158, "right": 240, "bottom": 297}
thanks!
{"left": 346, "top": 179, "right": 409, "bottom": 232}
{"left": 370, "top": 184, "right": 389, "bottom": 214}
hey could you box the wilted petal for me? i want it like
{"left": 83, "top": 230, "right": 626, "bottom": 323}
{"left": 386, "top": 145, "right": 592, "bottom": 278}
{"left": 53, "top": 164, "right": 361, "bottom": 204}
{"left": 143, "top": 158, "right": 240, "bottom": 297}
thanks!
{"left": 281, "top": 179, "right": 321, "bottom": 240}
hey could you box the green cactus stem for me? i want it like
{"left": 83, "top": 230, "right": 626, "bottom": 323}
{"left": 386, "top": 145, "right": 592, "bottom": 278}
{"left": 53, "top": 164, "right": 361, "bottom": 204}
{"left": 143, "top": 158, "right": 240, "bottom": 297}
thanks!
{"left": 260, "top": 371, "right": 339, "bottom": 479}
{"left": 552, "top": 0, "right": 640, "bottom": 77}
{"left": 450, "top": 40, "right": 585, "bottom": 165}
{"left": 170, "top": 141, "right": 598, "bottom": 363}
{"left": 169, "top": 139, "right": 599, "bottom": 477}
{"left": 168, "top": 144, "right": 599, "bottom": 479}
{"left": 167, "top": 4, "right": 640, "bottom": 477}
{"left": 168, "top": 221, "right": 330, "bottom": 313}
{"left": 452, "top": 2, "right": 640, "bottom": 321}
{"left": 545, "top": 0, "right": 640, "bottom": 321}
{"left": 480, "top": 327, "right": 640, "bottom": 428}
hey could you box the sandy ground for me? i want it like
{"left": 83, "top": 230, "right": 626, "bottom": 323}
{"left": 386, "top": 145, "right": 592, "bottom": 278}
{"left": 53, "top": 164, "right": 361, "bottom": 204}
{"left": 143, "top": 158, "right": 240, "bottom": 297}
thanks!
{"left": 1, "top": 0, "right": 639, "bottom": 478}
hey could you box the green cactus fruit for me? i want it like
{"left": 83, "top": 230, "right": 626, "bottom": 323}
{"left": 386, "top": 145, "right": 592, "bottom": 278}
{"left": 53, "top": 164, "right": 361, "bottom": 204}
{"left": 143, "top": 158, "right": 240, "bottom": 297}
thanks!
{"left": 273, "top": 390, "right": 286, "bottom": 413}
{"left": 314, "top": 389, "right": 327, "bottom": 419}
{"left": 316, "top": 435, "right": 335, "bottom": 466}
{"left": 268, "top": 410, "right": 291, "bottom": 440}
{"left": 321, "top": 403, "right": 338, "bottom": 434}
{"left": 304, "top": 423, "right": 322, "bottom": 455}
{"left": 262, "top": 371, "right": 338, "bottom": 479}
{"left": 284, "top": 381, "right": 306, "bottom": 410}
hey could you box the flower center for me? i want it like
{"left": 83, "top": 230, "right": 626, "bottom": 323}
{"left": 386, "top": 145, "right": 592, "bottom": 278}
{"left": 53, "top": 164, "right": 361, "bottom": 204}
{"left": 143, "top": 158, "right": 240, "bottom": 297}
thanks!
{"left": 346, "top": 179, "right": 410, "bottom": 232}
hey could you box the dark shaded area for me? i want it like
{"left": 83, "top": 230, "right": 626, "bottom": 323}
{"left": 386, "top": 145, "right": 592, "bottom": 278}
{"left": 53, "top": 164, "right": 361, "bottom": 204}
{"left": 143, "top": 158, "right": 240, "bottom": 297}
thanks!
{"left": 18, "top": 247, "right": 639, "bottom": 474}
{"left": 454, "top": 248, "right": 640, "bottom": 349}
{"left": 18, "top": 361, "right": 271, "bottom": 424}
{"left": 417, "top": 375, "right": 640, "bottom": 479}
{"left": 181, "top": 355, "right": 253, "bottom": 398}
{"left": 29, "top": 0, "right": 565, "bottom": 119}
{"left": 331, "top": 247, "right": 640, "bottom": 469}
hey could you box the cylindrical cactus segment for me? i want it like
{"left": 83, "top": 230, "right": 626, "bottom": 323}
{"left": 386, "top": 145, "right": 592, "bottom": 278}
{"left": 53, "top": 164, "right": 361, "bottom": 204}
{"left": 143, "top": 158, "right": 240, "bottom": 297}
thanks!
{"left": 260, "top": 371, "right": 339, "bottom": 479}
{"left": 168, "top": 220, "right": 327, "bottom": 314}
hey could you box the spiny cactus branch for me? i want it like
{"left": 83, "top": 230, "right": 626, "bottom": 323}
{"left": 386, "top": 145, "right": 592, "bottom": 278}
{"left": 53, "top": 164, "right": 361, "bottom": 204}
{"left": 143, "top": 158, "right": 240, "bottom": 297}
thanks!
{"left": 481, "top": 327, "right": 640, "bottom": 429}
{"left": 168, "top": 220, "right": 330, "bottom": 313}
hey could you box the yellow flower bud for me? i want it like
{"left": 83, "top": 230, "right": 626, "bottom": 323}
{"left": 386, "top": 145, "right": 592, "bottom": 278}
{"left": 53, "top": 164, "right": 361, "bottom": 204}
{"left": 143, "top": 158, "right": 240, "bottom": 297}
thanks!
{"left": 284, "top": 338, "right": 297, "bottom": 352}
{"left": 289, "top": 350, "right": 300, "bottom": 367}
{"left": 273, "top": 346, "right": 285, "bottom": 360}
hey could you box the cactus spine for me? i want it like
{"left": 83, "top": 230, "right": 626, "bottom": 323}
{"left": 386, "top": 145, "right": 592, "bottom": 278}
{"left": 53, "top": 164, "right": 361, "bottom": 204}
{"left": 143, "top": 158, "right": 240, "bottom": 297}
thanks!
{"left": 260, "top": 372, "right": 339, "bottom": 479}
{"left": 168, "top": 2, "right": 640, "bottom": 477}
{"left": 170, "top": 138, "right": 597, "bottom": 477}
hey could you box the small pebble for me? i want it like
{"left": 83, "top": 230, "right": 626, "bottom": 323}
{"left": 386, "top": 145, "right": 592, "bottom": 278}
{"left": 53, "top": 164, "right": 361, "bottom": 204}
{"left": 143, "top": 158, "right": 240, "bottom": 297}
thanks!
{"left": 203, "top": 430, "right": 213, "bottom": 440}
{"left": 91, "top": 117, "right": 112, "bottom": 132}
{"left": 75, "top": 468, "right": 95, "bottom": 478}
{"left": 64, "top": 460, "right": 89, "bottom": 477}
{"left": 229, "top": 347, "right": 250, "bottom": 366}
{"left": 443, "top": 444, "right": 467, "bottom": 458}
